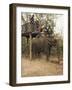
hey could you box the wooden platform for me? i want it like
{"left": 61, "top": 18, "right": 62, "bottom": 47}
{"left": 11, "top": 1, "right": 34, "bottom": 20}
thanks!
{"left": 22, "top": 31, "right": 40, "bottom": 38}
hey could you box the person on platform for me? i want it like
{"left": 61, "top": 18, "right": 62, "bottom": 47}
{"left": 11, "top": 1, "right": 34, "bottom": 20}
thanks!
{"left": 30, "top": 15, "right": 35, "bottom": 32}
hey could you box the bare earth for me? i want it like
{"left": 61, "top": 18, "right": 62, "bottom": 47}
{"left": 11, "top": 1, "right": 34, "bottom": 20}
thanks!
{"left": 21, "top": 56, "right": 63, "bottom": 77}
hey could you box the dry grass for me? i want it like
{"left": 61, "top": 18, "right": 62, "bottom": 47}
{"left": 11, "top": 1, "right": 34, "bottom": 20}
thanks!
{"left": 21, "top": 56, "right": 63, "bottom": 77}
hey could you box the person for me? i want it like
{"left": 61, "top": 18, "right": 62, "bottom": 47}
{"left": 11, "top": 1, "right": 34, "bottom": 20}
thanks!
{"left": 30, "top": 15, "right": 35, "bottom": 32}
{"left": 44, "top": 25, "right": 53, "bottom": 37}
{"left": 30, "top": 15, "right": 34, "bottom": 24}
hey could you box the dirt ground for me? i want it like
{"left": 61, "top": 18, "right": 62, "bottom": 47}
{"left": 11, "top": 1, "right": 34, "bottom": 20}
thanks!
{"left": 21, "top": 56, "right": 63, "bottom": 77}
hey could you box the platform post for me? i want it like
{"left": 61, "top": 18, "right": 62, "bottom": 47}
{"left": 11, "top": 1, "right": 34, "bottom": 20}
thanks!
{"left": 29, "top": 33, "right": 32, "bottom": 60}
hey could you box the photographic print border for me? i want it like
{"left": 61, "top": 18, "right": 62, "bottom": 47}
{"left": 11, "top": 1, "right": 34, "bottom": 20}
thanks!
{"left": 9, "top": 3, "right": 70, "bottom": 86}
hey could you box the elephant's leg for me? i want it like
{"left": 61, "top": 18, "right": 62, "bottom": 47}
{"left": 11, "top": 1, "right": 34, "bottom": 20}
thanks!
{"left": 49, "top": 46, "right": 51, "bottom": 56}
{"left": 37, "top": 51, "right": 41, "bottom": 60}
{"left": 45, "top": 46, "right": 50, "bottom": 61}
{"left": 56, "top": 45, "right": 60, "bottom": 64}
{"left": 46, "top": 53, "right": 49, "bottom": 61}
{"left": 32, "top": 44, "right": 37, "bottom": 59}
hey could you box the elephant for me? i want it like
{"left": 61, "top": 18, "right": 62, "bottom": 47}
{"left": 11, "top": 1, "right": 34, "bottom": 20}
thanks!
{"left": 32, "top": 34, "right": 52, "bottom": 60}
{"left": 32, "top": 33, "right": 61, "bottom": 62}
